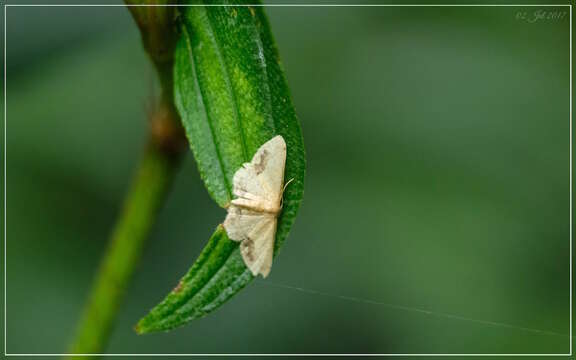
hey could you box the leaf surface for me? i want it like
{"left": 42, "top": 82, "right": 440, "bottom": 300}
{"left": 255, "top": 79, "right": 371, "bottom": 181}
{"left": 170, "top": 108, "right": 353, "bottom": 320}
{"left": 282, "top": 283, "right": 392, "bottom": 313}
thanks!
{"left": 137, "top": 1, "right": 305, "bottom": 333}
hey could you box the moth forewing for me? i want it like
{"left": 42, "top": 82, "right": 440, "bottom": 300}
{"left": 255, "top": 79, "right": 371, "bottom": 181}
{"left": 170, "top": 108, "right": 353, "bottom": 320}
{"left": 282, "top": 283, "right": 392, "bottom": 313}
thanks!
{"left": 223, "top": 135, "right": 287, "bottom": 278}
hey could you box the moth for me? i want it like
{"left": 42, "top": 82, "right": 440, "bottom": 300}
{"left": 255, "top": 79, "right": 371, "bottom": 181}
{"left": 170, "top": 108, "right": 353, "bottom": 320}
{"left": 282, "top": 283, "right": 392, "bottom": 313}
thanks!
{"left": 223, "top": 135, "right": 288, "bottom": 278}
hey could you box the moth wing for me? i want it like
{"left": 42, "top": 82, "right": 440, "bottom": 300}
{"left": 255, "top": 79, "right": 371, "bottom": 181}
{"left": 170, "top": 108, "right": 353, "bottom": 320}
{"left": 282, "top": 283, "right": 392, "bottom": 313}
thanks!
{"left": 223, "top": 206, "right": 262, "bottom": 242}
{"left": 223, "top": 206, "right": 277, "bottom": 277}
{"left": 253, "top": 135, "right": 286, "bottom": 204}
{"left": 232, "top": 135, "right": 286, "bottom": 207}
{"left": 239, "top": 216, "right": 277, "bottom": 278}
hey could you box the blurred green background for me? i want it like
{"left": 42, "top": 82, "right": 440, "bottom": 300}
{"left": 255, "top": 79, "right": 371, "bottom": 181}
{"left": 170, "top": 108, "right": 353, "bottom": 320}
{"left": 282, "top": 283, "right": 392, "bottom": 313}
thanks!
{"left": 3, "top": 2, "right": 571, "bottom": 355}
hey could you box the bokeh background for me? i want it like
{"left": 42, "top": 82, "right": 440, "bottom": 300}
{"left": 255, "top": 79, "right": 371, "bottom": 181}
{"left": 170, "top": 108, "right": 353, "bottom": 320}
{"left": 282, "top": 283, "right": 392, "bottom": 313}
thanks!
{"left": 3, "top": 1, "right": 571, "bottom": 355}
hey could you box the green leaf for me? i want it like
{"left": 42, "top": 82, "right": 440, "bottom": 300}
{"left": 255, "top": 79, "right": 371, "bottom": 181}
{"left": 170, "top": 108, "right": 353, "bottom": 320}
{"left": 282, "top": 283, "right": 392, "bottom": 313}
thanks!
{"left": 136, "top": 1, "right": 305, "bottom": 334}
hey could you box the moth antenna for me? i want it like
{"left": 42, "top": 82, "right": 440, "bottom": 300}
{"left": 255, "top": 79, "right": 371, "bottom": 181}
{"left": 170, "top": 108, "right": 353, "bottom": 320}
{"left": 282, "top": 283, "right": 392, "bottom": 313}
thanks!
{"left": 282, "top": 178, "right": 295, "bottom": 194}
{"left": 280, "top": 178, "right": 295, "bottom": 209}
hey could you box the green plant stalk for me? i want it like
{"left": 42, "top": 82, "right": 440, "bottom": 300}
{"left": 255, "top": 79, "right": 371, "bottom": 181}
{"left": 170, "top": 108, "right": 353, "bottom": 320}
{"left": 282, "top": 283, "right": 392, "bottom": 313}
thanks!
{"left": 66, "top": 3, "right": 182, "bottom": 355}
{"left": 67, "top": 126, "right": 183, "bottom": 356}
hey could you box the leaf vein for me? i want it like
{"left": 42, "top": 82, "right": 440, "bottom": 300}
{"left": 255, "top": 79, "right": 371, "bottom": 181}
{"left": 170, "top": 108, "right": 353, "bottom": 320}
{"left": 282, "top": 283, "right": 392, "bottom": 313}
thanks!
{"left": 204, "top": 10, "right": 250, "bottom": 162}
{"left": 183, "top": 25, "right": 233, "bottom": 200}
{"left": 252, "top": 15, "right": 276, "bottom": 134}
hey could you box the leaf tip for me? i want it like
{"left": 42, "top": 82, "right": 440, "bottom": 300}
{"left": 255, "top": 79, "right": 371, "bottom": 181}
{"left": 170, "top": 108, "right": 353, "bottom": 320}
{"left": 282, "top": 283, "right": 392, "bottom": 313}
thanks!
{"left": 135, "top": 316, "right": 159, "bottom": 335}
{"left": 133, "top": 322, "right": 144, "bottom": 335}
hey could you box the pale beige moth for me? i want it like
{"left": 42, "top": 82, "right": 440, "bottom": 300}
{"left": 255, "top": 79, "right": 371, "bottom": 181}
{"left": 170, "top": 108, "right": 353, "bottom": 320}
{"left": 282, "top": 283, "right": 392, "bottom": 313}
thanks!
{"left": 223, "top": 135, "right": 287, "bottom": 278}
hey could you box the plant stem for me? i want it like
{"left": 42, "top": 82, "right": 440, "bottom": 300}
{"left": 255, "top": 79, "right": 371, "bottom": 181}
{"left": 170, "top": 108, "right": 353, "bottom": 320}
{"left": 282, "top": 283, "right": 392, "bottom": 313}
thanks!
{"left": 67, "top": 100, "right": 185, "bottom": 356}
{"left": 67, "top": 4, "right": 182, "bottom": 356}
